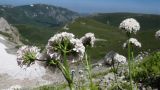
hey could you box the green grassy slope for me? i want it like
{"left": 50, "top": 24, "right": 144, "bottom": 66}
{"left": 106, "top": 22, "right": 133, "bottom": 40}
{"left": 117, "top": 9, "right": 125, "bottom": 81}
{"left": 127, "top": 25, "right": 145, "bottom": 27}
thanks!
{"left": 15, "top": 24, "right": 59, "bottom": 48}
{"left": 89, "top": 13, "right": 160, "bottom": 53}
{"left": 60, "top": 14, "right": 160, "bottom": 61}
{"left": 61, "top": 18, "right": 127, "bottom": 60}
{"left": 91, "top": 13, "right": 160, "bottom": 30}
{"left": 15, "top": 13, "right": 160, "bottom": 62}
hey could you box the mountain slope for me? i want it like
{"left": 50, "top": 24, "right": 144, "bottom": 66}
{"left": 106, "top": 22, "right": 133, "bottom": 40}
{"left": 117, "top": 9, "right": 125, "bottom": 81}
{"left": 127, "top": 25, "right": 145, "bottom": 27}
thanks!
{"left": 0, "top": 4, "right": 79, "bottom": 27}
{"left": 60, "top": 13, "right": 160, "bottom": 61}
{"left": 91, "top": 13, "right": 160, "bottom": 31}
{"left": 1, "top": 10, "right": 159, "bottom": 61}
{"left": 0, "top": 4, "right": 79, "bottom": 47}
{"left": 60, "top": 17, "right": 127, "bottom": 60}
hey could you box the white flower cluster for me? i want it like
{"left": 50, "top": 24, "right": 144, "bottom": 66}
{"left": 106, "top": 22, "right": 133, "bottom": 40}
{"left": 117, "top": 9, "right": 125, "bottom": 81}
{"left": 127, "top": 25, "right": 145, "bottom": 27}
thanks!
{"left": 80, "top": 33, "right": 96, "bottom": 47}
{"left": 70, "top": 38, "right": 85, "bottom": 60}
{"left": 119, "top": 18, "right": 140, "bottom": 34}
{"left": 17, "top": 45, "right": 40, "bottom": 67}
{"left": 123, "top": 38, "right": 141, "bottom": 48}
{"left": 48, "top": 32, "right": 75, "bottom": 43}
{"left": 113, "top": 53, "right": 126, "bottom": 64}
{"left": 46, "top": 32, "right": 85, "bottom": 61}
{"left": 78, "top": 69, "right": 84, "bottom": 78}
{"left": 155, "top": 30, "right": 160, "bottom": 39}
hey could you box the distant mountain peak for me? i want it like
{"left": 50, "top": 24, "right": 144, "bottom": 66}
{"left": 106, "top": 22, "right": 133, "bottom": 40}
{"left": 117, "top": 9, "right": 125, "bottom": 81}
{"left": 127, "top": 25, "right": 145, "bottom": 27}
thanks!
{"left": 0, "top": 4, "right": 79, "bottom": 27}
{"left": 1, "top": 5, "right": 14, "bottom": 8}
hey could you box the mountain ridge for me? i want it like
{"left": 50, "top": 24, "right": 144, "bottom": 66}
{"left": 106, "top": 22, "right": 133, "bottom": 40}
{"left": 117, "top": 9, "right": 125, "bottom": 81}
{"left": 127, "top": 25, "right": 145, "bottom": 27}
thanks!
{"left": 0, "top": 4, "right": 79, "bottom": 27}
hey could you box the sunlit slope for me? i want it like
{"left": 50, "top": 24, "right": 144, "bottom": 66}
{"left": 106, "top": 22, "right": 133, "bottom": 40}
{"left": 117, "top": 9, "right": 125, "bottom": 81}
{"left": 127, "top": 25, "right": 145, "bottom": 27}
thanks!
{"left": 61, "top": 14, "right": 160, "bottom": 60}
{"left": 15, "top": 13, "right": 160, "bottom": 61}
{"left": 61, "top": 18, "right": 127, "bottom": 60}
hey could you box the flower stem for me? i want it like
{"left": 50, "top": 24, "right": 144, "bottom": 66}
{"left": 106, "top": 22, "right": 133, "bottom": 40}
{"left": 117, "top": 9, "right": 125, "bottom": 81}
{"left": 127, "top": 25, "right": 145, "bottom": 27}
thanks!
{"left": 128, "top": 42, "right": 133, "bottom": 90}
{"left": 85, "top": 53, "right": 93, "bottom": 88}
{"left": 56, "top": 41, "right": 74, "bottom": 90}
{"left": 131, "top": 47, "right": 135, "bottom": 77}
{"left": 69, "top": 82, "right": 74, "bottom": 90}
{"left": 112, "top": 60, "right": 120, "bottom": 89}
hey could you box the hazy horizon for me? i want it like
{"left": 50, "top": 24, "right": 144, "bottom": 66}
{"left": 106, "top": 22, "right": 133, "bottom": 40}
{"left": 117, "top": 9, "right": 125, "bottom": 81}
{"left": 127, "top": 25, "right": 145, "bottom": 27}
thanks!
{"left": 0, "top": 0, "right": 159, "bottom": 14}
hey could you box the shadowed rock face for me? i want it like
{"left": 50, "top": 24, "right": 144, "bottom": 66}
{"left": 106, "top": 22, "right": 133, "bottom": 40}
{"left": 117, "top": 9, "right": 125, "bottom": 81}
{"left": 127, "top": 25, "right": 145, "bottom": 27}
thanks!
{"left": 0, "top": 17, "right": 22, "bottom": 44}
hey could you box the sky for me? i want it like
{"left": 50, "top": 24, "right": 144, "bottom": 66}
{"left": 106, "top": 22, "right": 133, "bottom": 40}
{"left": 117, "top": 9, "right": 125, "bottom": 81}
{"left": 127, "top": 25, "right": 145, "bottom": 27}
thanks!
{"left": 0, "top": 0, "right": 159, "bottom": 14}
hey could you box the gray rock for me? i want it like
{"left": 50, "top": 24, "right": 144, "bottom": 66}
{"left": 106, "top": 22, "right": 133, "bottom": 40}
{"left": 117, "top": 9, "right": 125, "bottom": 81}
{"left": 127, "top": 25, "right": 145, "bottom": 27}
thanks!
{"left": 104, "top": 51, "right": 117, "bottom": 65}
{"left": 0, "top": 17, "right": 22, "bottom": 44}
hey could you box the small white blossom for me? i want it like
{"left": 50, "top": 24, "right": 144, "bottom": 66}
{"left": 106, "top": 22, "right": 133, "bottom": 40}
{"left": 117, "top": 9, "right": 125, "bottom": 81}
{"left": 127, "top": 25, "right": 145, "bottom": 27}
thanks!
{"left": 123, "top": 38, "right": 141, "bottom": 48}
{"left": 78, "top": 70, "right": 84, "bottom": 78}
{"left": 46, "top": 32, "right": 85, "bottom": 62}
{"left": 80, "top": 74, "right": 84, "bottom": 78}
{"left": 119, "top": 18, "right": 140, "bottom": 34}
{"left": 63, "top": 24, "right": 69, "bottom": 30}
{"left": 70, "top": 38, "right": 85, "bottom": 60}
{"left": 155, "top": 30, "right": 160, "bottom": 39}
{"left": 49, "top": 52, "right": 61, "bottom": 60}
{"left": 8, "top": 85, "right": 21, "bottom": 90}
{"left": 113, "top": 53, "right": 126, "bottom": 64}
{"left": 17, "top": 46, "right": 40, "bottom": 67}
{"left": 71, "top": 69, "right": 75, "bottom": 73}
{"left": 80, "top": 33, "right": 96, "bottom": 47}
{"left": 98, "top": 63, "right": 102, "bottom": 67}
{"left": 78, "top": 69, "right": 83, "bottom": 74}
{"left": 48, "top": 32, "right": 74, "bottom": 44}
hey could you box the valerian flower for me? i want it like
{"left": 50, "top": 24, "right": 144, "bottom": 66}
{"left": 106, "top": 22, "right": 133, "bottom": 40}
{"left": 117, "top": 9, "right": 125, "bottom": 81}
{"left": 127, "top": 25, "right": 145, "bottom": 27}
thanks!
{"left": 119, "top": 18, "right": 140, "bottom": 34}
{"left": 113, "top": 53, "right": 126, "bottom": 64}
{"left": 80, "top": 33, "right": 96, "bottom": 47}
{"left": 46, "top": 32, "right": 85, "bottom": 62}
{"left": 70, "top": 38, "right": 85, "bottom": 60}
{"left": 155, "top": 30, "right": 160, "bottom": 39}
{"left": 123, "top": 38, "right": 141, "bottom": 48}
{"left": 17, "top": 45, "right": 40, "bottom": 67}
{"left": 78, "top": 69, "right": 84, "bottom": 78}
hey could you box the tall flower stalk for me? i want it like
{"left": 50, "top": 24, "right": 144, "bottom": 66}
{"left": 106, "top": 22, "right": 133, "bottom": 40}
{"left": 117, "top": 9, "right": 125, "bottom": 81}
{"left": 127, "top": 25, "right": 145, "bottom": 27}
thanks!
{"left": 46, "top": 32, "right": 85, "bottom": 90}
{"left": 80, "top": 32, "right": 96, "bottom": 89}
{"left": 127, "top": 41, "right": 133, "bottom": 89}
{"left": 124, "top": 38, "right": 141, "bottom": 78}
{"left": 120, "top": 18, "right": 141, "bottom": 90}
{"left": 112, "top": 53, "right": 126, "bottom": 89}
{"left": 85, "top": 53, "right": 93, "bottom": 88}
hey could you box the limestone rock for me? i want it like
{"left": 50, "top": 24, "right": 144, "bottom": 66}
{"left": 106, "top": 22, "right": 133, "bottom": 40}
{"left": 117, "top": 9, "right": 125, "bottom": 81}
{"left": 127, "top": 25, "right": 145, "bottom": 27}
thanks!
{"left": 0, "top": 17, "right": 22, "bottom": 44}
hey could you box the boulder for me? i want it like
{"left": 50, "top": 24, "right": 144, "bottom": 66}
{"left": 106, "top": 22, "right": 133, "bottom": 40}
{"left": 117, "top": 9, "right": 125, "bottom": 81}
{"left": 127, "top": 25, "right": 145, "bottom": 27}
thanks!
{"left": 0, "top": 17, "right": 22, "bottom": 44}
{"left": 104, "top": 51, "right": 117, "bottom": 66}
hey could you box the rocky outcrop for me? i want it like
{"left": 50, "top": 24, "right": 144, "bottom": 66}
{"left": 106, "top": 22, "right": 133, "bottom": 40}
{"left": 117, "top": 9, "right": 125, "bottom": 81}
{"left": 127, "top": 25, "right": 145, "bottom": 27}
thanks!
{"left": 0, "top": 17, "right": 22, "bottom": 44}
{"left": 104, "top": 51, "right": 117, "bottom": 65}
